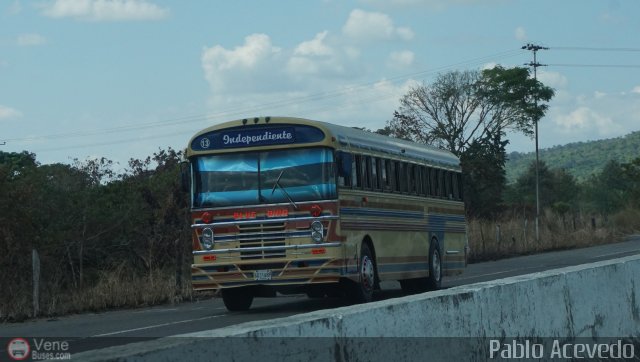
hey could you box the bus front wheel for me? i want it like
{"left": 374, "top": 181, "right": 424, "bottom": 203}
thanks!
{"left": 347, "top": 242, "right": 376, "bottom": 303}
{"left": 221, "top": 287, "right": 254, "bottom": 311}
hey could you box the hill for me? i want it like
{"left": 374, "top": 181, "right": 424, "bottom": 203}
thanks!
{"left": 506, "top": 130, "right": 640, "bottom": 183}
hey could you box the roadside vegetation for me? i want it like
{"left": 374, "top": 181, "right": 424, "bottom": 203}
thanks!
{"left": 2, "top": 65, "right": 639, "bottom": 322}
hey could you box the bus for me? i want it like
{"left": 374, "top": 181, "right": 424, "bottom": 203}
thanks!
{"left": 184, "top": 116, "right": 468, "bottom": 311}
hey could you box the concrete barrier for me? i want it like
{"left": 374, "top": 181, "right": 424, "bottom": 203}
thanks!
{"left": 73, "top": 255, "right": 640, "bottom": 361}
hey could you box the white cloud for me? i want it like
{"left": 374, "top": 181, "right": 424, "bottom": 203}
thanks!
{"left": 200, "top": 32, "right": 414, "bottom": 131}
{"left": 554, "top": 107, "right": 623, "bottom": 136}
{"left": 17, "top": 33, "right": 46, "bottom": 46}
{"left": 358, "top": 0, "right": 501, "bottom": 10}
{"left": 537, "top": 70, "right": 568, "bottom": 89}
{"left": 202, "top": 34, "right": 282, "bottom": 92}
{"left": 293, "top": 31, "right": 333, "bottom": 57}
{"left": 514, "top": 26, "right": 527, "bottom": 41}
{"left": 632, "top": 86, "right": 640, "bottom": 94}
{"left": 342, "top": 9, "right": 414, "bottom": 42}
{"left": 40, "top": 0, "right": 169, "bottom": 21}
{"left": 0, "top": 105, "right": 22, "bottom": 120}
{"left": 482, "top": 62, "right": 498, "bottom": 70}
{"left": 7, "top": 1, "right": 21, "bottom": 15}
{"left": 594, "top": 91, "right": 607, "bottom": 99}
{"left": 387, "top": 51, "right": 415, "bottom": 69}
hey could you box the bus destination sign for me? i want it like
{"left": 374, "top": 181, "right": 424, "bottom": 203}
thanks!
{"left": 193, "top": 127, "right": 297, "bottom": 150}
{"left": 220, "top": 128, "right": 295, "bottom": 148}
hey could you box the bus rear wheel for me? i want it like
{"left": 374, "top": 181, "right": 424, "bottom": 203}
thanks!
{"left": 221, "top": 287, "right": 254, "bottom": 311}
{"left": 426, "top": 240, "right": 442, "bottom": 290}
{"left": 400, "top": 239, "right": 442, "bottom": 293}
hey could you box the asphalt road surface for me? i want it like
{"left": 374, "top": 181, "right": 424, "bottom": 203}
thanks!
{"left": 2, "top": 235, "right": 639, "bottom": 354}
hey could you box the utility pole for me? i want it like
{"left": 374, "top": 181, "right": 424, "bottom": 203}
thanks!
{"left": 522, "top": 43, "right": 548, "bottom": 243}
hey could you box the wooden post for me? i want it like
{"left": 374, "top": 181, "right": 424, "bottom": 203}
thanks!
{"left": 524, "top": 218, "right": 528, "bottom": 251}
{"left": 32, "top": 249, "right": 40, "bottom": 318}
{"left": 174, "top": 238, "right": 183, "bottom": 294}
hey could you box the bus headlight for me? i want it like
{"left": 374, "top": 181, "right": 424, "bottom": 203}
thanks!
{"left": 311, "top": 221, "right": 323, "bottom": 243}
{"left": 201, "top": 228, "right": 214, "bottom": 250}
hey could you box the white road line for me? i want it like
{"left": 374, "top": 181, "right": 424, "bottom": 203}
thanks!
{"left": 450, "top": 267, "right": 541, "bottom": 282}
{"left": 132, "top": 308, "right": 178, "bottom": 314}
{"left": 592, "top": 250, "right": 637, "bottom": 259}
{"left": 91, "top": 315, "right": 225, "bottom": 337}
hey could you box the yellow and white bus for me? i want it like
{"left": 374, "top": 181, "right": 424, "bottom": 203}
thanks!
{"left": 184, "top": 116, "right": 468, "bottom": 311}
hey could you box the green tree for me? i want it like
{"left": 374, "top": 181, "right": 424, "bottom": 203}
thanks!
{"left": 460, "top": 130, "right": 508, "bottom": 219}
{"left": 388, "top": 66, "right": 554, "bottom": 157}
{"left": 506, "top": 161, "right": 579, "bottom": 211}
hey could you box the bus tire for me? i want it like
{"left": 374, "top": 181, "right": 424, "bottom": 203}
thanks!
{"left": 426, "top": 239, "right": 442, "bottom": 290}
{"left": 221, "top": 287, "right": 254, "bottom": 311}
{"left": 348, "top": 242, "right": 376, "bottom": 303}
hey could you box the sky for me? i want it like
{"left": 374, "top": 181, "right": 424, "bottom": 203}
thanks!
{"left": 1, "top": 0, "right": 639, "bottom": 168}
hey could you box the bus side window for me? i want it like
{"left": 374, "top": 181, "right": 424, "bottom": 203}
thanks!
{"left": 437, "top": 169, "right": 444, "bottom": 197}
{"left": 375, "top": 158, "right": 383, "bottom": 191}
{"left": 429, "top": 168, "right": 436, "bottom": 197}
{"left": 395, "top": 162, "right": 404, "bottom": 193}
{"left": 386, "top": 159, "right": 394, "bottom": 192}
{"left": 362, "top": 155, "right": 371, "bottom": 189}
{"left": 353, "top": 155, "right": 361, "bottom": 189}
{"left": 408, "top": 164, "right": 416, "bottom": 195}
{"left": 379, "top": 158, "right": 387, "bottom": 192}
{"left": 445, "top": 171, "right": 453, "bottom": 199}
{"left": 419, "top": 166, "right": 427, "bottom": 197}
{"left": 337, "top": 151, "right": 352, "bottom": 187}
{"left": 402, "top": 163, "right": 409, "bottom": 194}
{"left": 392, "top": 161, "right": 399, "bottom": 193}
{"left": 457, "top": 172, "right": 464, "bottom": 200}
{"left": 452, "top": 171, "right": 460, "bottom": 200}
{"left": 370, "top": 156, "right": 378, "bottom": 190}
{"left": 414, "top": 164, "right": 422, "bottom": 195}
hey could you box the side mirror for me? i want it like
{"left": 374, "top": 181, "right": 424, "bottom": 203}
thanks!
{"left": 336, "top": 151, "right": 352, "bottom": 178}
{"left": 180, "top": 161, "right": 190, "bottom": 192}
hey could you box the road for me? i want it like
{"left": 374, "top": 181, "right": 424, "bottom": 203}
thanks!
{"left": 2, "top": 235, "right": 639, "bottom": 353}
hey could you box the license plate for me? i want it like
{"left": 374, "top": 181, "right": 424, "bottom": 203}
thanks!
{"left": 254, "top": 269, "right": 272, "bottom": 281}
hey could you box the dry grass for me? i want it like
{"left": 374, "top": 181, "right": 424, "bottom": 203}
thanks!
{"left": 1, "top": 265, "right": 195, "bottom": 322}
{"left": 468, "top": 208, "right": 640, "bottom": 262}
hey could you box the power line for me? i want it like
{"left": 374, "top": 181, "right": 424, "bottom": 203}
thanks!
{"left": 547, "top": 63, "right": 640, "bottom": 69}
{"left": 6, "top": 49, "right": 523, "bottom": 146}
{"left": 550, "top": 46, "right": 640, "bottom": 52}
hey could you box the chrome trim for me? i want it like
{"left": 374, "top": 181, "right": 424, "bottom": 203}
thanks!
{"left": 214, "top": 232, "right": 310, "bottom": 243}
{"left": 445, "top": 250, "right": 460, "bottom": 255}
{"left": 190, "top": 199, "right": 337, "bottom": 212}
{"left": 192, "top": 215, "right": 338, "bottom": 228}
{"left": 193, "top": 242, "right": 341, "bottom": 255}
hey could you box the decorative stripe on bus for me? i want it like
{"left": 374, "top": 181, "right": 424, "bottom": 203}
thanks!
{"left": 340, "top": 207, "right": 424, "bottom": 219}
{"left": 208, "top": 277, "right": 341, "bottom": 286}
{"left": 340, "top": 207, "right": 466, "bottom": 222}
{"left": 377, "top": 262, "right": 427, "bottom": 273}
{"left": 195, "top": 211, "right": 335, "bottom": 224}
{"left": 340, "top": 221, "right": 465, "bottom": 233}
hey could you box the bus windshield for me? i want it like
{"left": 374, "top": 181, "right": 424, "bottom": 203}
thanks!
{"left": 193, "top": 147, "right": 336, "bottom": 208}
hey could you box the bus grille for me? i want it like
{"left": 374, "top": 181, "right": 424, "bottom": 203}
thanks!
{"left": 237, "top": 222, "right": 286, "bottom": 260}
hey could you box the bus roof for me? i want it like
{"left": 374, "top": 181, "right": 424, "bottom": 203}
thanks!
{"left": 187, "top": 116, "right": 460, "bottom": 169}
{"left": 317, "top": 120, "right": 460, "bottom": 168}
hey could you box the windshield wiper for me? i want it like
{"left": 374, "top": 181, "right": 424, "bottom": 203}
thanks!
{"left": 271, "top": 170, "right": 298, "bottom": 210}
